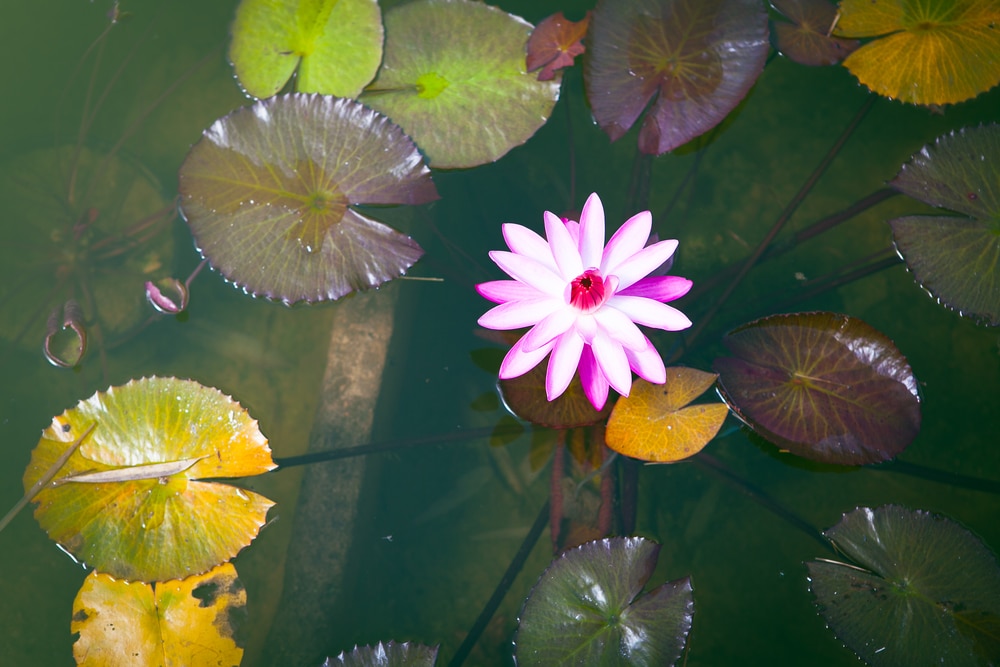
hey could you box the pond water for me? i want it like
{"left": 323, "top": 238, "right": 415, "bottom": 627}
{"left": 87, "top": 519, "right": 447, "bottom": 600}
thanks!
{"left": 1, "top": 1, "right": 998, "bottom": 666}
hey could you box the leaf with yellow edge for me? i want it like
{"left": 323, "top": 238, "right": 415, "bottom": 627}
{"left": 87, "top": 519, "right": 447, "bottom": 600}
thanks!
{"left": 605, "top": 368, "right": 729, "bottom": 463}
{"left": 72, "top": 563, "right": 247, "bottom": 667}
{"left": 834, "top": 0, "right": 1000, "bottom": 105}
{"left": 23, "top": 377, "right": 276, "bottom": 582}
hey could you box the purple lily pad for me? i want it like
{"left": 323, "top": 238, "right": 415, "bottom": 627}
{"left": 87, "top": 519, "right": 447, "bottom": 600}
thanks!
{"left": 713, "top": 312, "right": 922, "bottom": 466}
{"left": 515, "top": 537, "right": 693, "bottom": 666}
{"left": 584, "top": 0, "right": 769, "bottom": 155}
{"left": 178, "top": 94, "right": 439, "bottom": 304}
{"left": 889, "top": 124, "right": 1000, "bottom": 326}
{"left": 769, "top": 0, "right": 860, "bottom": 66}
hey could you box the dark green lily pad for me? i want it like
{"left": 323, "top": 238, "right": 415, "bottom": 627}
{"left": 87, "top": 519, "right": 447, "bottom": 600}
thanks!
{"left": 515, "top": 537, "right": 693, "bottom": 666}
{"left": 769, "top": 0, "right": 860, "bottom": 66}
{"left": 889, "top": 124, "right": 1000, "bottom": 326}
{"left": 359, "top": 0, "right": 560, "bottom": 168}
{"left": 584, "top": 0, "right": 769, "bottom": 155}
{"left": 325, "top": 641, "right": 438, "bottom": 666}
{"left": 178, "top": 93, "right": 438, "bottom": 304}
{"left": 713, "top": 312, "right": 921, "bottom": 466}
{"left": 808, "top": 505, "right": 1000, "bottom": 666}
{"left": 229, "top": 0, "right": 383, "bottom": 99}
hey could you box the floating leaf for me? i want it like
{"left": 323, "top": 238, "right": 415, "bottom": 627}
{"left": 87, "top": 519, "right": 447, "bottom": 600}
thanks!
{"left": 606, "top": 369, "right": 729, "bottom": 463}
{"left": 808, "top": 505, "right": 1000, "bottom": 666}
{"left": 72, "top": 563, "right": 247, "bottom": 667}
{"left": 23, "top": 377, "right": 276, "bottom": 582}
{"left": 834, "top": 0, "right": 1000, "bottom": 105}
{"left": 584, "top": 0, "right": 769, "bottom": 155}
{"left": 769, "top": 0, "right": 860, "bottom": 66}
{"left": 499, "top": 354, "right": 612, "bottom": 429}
{"left": 889, "top": 124, "right": 1000, "bottom": 326}
{"left": 713, "top": 312, "right": 921, "bottom": 465}
{"left": 178, "top": 94, "right": 438, "bottom": 304}
{"left": 359, "top": 0, "right": 560, "bottom": 168}
{"left": 515, "top": 537, "right": 693, "bottom": 666}
{"left": 526, "top": 12, "right": 591, "bottom": 81}
{"left": 326, "top": 641, "right": 439, "bottom": 666}
{"left": 229, "top": 0, "right": 383, "bottom": 99}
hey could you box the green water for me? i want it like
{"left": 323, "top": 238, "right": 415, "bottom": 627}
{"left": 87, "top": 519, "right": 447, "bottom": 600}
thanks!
{"left": 1, "top": 1, "right": 998, "bottom": 665}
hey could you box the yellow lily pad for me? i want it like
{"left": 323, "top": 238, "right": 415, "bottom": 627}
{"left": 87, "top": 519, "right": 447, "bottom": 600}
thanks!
{"left": 834, "top": 0, "right": 1000, "bottom": 105}
{"left": 23, "top": 377, "right": 276, "bottom": 582}
{"left": 605, "top": 368, "right": 729, "bottom": 463}
{"left": 72, "top": 563, "right": 246, "bottom": 666}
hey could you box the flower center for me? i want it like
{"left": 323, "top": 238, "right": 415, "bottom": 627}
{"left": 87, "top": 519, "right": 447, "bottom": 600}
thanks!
{"left": 570, "top": 268, "right": 608, "bottom": 313}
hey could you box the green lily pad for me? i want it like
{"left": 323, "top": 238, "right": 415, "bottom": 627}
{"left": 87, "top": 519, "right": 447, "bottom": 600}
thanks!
{"left": 229, "top": 0, "right": 383, "bottom": 99}
{"left": 325, "top": 641, "right": 439, "bottom": 666}
{"left": 23, "top": 377, "right": 276, "bottom": 582}
{"left": 359, "top": 0, "right": 560, "bottom": 168}
{"left": 515, "top": 537, "right": 693, "bottom": 666}
{"left": 770, "top": 0, "right": 860, "bottom": 66}
{"left": 178, "top": 93, "right": 438, "bottom": 304}
{"left": 808, "top": 505, "right": 1000, "bottom": 666}
{"left": 584, "top": 0, "right": 769, "bottom": 155}
{"left": 713, "top": 312, "right": 921, "bottom": 466}
{"left": 889, "top": 124, "right": 1000, "bottom": 326}
{"left": 499, "top": 355, "right": 612, "bottom": 430}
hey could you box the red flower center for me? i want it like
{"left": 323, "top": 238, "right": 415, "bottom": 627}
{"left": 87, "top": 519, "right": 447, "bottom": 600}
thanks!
{"left": 570, "top": 268, "right": 607, "bottom": 313}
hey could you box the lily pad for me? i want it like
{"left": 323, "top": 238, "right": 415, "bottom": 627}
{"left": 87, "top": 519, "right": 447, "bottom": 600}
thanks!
{"left": 516, "top": 536, "right": 693, "bottom": 666}
{"left": 325, "top": 641, "right": 439, "bottom": 666}
{"left": 178, "top": 93, "right": 438, "bottom": 304}
{"left": 584, "top": 0, "right": 769, "bottom": 155}
{"left": 72, "top": 563, "right": 247, "bottom": 666}
{"left": 359, "top": 0, "right": 561, "bottom": 168}
{"left": 713, "top": 312, "right": 921, "bottom": 466}
{"left": 23, "top": 377, "right": 276, "bottom": 582}
{"left": 499, "top": 354, "right": 612, "bottom": 429}
{"left": 229, "top": 0, "right": 383, "bottom": 100}
{"left": 606, "top": 369, "right": 729, "bottom": 463}
{"left": 769, "top": 0, "right": 860, "bottom": 66}
{"left": 808, "top": 505, "right": 1000, "bottom": 666}
{"left": 526, "top": 12, "right": 591, "bottom": 81}
{"left": 889, "top": 124, "right": 1000, "bottom": 326}
{"left": 833, "top": 0, "right": 1000, "bottom": 105}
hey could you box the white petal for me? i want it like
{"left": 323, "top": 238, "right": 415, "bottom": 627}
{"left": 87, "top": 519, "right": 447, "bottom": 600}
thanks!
{"left": 579, "top": 345, "right": 610, "bottom": 411}
{"left": 522, "top": 307, "right": 577, "bottom": 352}
{"left": 490, "top": 251, "right": 565, "bottom": 296}
{"left": 546, "top": 331, "right": 585, "bottom": 400}
{"left": 502, "top": 223, "right": 557, "bottom": 271}
{"left": 578, "top": 193, "right": 606, "bottom": 269}
{"left": 625, "top": 338, "right": 666, "bottom": 384}
{"left": 478, "top": 297, "right": 562, "bottom": 330}
{"left": 544, "top": 211, "right": 583, "bottom": 278}
{"left": 593, "top": 305, "right": 648, "bottom": 351}
{"left": 591, "top": 331, "right": 633, "bottom": 397}
{"left": 476, "top": 280, "right": 541, "bottom": 304}
{"left": 607, "top": 295, "right": 693, "bottom": 331}
{"left": 613, "top": 239, "right": 679, "bottom": 289}
{"left": 601, "top": 211, "right": 651, "bottom": 276}
{"left": 499, "top": 334, "right": 553, "bottom": 379}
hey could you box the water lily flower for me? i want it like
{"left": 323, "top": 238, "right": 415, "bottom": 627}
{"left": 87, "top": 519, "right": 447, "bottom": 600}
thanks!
{"left": 477, "top": 192, "right": 693, "bottom": 410}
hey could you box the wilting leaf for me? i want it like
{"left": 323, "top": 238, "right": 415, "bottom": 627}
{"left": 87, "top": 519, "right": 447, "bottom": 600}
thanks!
{"left": 499, "top": 355, "right": 612, "bottom": 429}
{"left": 606, "top": 369, "right": 729, "bottom": 463}
{"left": 72, "top": 564, "right": 247, "bottom": 667}
{"left": 713, "top": 312, "right": 921, "bottom": 466}
{"left": 889, "top": 124, "right": 1000, "bottom": 326}
{"left": 359, "top": 0, "right": 560, "bottom": 168}
{"left": 526, "top": 12, "right": 591, "bottom": 81}
{"left": 23, "top": 377, "right": 276, "bottom": 582}
{"left": 769, "top": 0, "right": 860, "bottom": 66}
{"left": 325, "top": 641, "right": 439, "bottom": 666}
{"left": 178, "top": 94, "right": 438, "bottom": 304}
{"left": 229, "top": 0, "right": 383, "bottom": 99}
{"left": 808, "top": 505, "right": 1000, "bottom": 666}
{"left": 516, "top": 537, "right": 693, "bottom": 666}
{"left": 584, "top": 0, "right": 769, "bottom": 155}
{"left": 834, "top": 0, "right": 1000, "bottom": 105}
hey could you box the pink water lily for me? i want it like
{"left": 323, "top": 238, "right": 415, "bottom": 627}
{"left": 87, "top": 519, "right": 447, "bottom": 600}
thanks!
{"left": 477, "top": 192, "right": 693, "bottom": 410}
